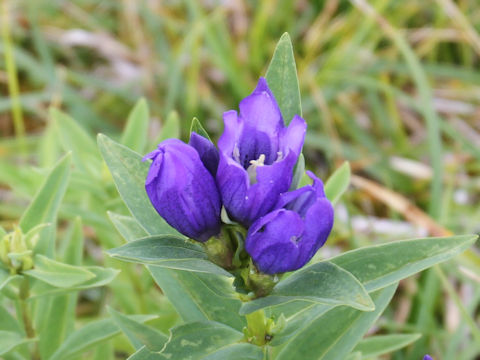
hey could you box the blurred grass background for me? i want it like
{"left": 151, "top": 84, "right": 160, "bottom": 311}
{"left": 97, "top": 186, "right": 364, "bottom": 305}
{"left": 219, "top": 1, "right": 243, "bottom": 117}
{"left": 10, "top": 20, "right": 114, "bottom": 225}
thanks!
{"left": 0, "top": 0, "right": 479, "bottom": 359}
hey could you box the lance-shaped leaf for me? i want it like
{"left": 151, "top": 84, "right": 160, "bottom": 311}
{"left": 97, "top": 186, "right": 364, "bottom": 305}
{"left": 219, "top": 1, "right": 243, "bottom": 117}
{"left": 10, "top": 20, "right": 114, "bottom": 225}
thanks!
{"left": 108, "top": 307, "right": 167, "bottom": 351}
{"left": 352, "top": 333, "right": 421, "bottom": 359}
{"left": 107, "top": 236, "right": 232, "bottom": 277}
{"left": 49, "top": 315, "right": 156, "bottom": 360}
{"left": 265, "top": 32, "right": 302, "bottom": 125}
{"left": 24, "top": 254, "right": 95, "bottom": 288}
{"left": 121, "top": 98, "right": 150, "bottom": 154}
{"left": 97, "top": 134, "right": 177, "bottom": 237}
{"left": 150, "top": 321, "right": 263, "bottom": 360}
{"left": 330, "top": 234, "right": 478, "bottom": 292}
{"left": 325, "top": 161, "right": 351, "bottom": 204}
{"left": 275, "top": 283, "right": 398, "bottom": 360}
{"left": 240, "top": 262, "right": 374, "bottom": 315}
{"left": 19, "top": 153, "right": 71, "bottom": 257}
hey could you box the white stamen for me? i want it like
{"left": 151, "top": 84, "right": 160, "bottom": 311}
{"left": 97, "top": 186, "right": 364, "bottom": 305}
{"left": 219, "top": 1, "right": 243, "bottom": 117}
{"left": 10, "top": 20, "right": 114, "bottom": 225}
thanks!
{"left": 247, "top": 154, "right": 266, "bottom": 184}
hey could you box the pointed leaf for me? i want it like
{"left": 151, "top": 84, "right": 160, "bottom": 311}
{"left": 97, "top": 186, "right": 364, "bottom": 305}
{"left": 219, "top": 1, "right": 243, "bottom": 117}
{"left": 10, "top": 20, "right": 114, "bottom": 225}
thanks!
{"left": 330, "top": 235, "right": 478, "bottom": 292}
{"left": 325, "top": 161, "right": 351, "bottom": 204}
{"left": 97, "top": 134, "right": 177, "bottom": 236}
{"left": 30, "top": 266, "right": 119, "bottom": 297}
{"left": 190, "top": 117, "right": 211, "bottom": 141}
{"left": 108, "top": 212, "right": 148, "bottom": 242}
{"left": 265, "top": 32, "right": 302, "bottom": 124}
{"left": 157, "top": 321, "right": 263, "bottom": 360}
{"left": 19, "top": 153, "right": 71, "bottom": 256}
{"left": 153, "top": 111, "right": 180, "bottom": 144}
{"left": 240, "top": 262, "right": 374, "bottom": 315}
{"left": 24, "top": 254, "right": 94, "bottom": 288}
{"left": 353, "top": 333, "right": 421, "bottom": 358}
{"left": 49, "top": 315, "right": 156, "bottom": 360}
{"left": 121, "top": 98, "right": 150, "bottom": 154}
{"left": 108, "top": 307, "right": 166, "bottom": 351}
{"left": 275, "top": 283, "right": 398, "bottom": 360}
{"left": 148, "top": 268, "right": 245, "bottom": 331}
{"left": 107, "top": 236, "right": 232, "bottom": 277}
{"left": 51, "top": 108, "right": 100, "bottom": 176}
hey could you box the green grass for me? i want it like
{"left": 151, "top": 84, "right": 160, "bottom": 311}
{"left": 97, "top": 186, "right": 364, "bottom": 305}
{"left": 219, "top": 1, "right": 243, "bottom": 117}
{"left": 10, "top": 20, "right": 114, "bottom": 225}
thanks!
{"left": 0, "top": 0, "right": 479, "bottom": 359}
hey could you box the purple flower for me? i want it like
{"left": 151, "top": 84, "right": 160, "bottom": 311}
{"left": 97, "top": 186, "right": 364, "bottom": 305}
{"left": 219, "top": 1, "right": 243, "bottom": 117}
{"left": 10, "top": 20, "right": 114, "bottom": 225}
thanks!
{"left": 245, "top": 171, "right": 334, "bottom": 274}
{"left": 189, "top": 132, "right": 219, "bottom": 176}
{"left": 217, "top": 77, "right": 306, "bottom": 226}
{"left": 423, "top": 356, "right": 433, "bottom": 360}
{"left": 144, "top": 139, "right": 221, "bottom": 242}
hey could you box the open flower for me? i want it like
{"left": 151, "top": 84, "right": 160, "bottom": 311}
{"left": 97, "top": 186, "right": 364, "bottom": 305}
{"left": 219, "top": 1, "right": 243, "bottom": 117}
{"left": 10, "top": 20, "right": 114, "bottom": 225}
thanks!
{"left": 245, "top": 171, "right": 334, "bottom": 274}
{"left": 144, "top": 139, "right": 221, "bottom": 242}
{"left": 217, "top": 77, "right": 306, "bottom": 226}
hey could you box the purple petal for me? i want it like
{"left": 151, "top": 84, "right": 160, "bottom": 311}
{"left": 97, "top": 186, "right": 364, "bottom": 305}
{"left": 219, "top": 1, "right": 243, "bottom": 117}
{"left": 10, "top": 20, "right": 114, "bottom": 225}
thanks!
{"left": 145, "top": 139, "right": 221, "bottom": 242}
{"left": 295, "top": 198, "right": 334, "bottom": 267}
{"left": 279, "top": 114, "right": 307, "bottom": 158}
{"left": 189, "top": 132, "right": 219, "bottom": 176}
{"left": 239, "top": 78, "right": 283, "bottom": 133}
{"left": 245, "top": 209, "right": 304, "bottom": 274}
{"left": 218, "top": 110, "right": 241, "bottom": 156}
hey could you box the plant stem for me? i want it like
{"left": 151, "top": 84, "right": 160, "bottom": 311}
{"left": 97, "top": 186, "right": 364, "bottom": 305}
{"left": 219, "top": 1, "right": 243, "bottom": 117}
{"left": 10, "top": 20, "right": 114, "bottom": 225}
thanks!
{"left": 19, "top": 277, "right": 39, "bottom": 360}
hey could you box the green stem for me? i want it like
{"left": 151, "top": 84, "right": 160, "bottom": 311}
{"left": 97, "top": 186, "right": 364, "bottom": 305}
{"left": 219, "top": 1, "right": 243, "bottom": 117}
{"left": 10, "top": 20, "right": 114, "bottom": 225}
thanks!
{"left": 1, "top": 0, "right": 26, "bottom": 153}
{"left": 19, "top": 277, "right": 39, "bottom": 360}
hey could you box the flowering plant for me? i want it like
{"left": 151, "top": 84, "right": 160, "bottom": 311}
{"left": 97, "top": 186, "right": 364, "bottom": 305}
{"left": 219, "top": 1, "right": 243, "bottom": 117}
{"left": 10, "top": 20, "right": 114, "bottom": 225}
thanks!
{"left": 96, "top": 34, "right": 477, "bottom": 359}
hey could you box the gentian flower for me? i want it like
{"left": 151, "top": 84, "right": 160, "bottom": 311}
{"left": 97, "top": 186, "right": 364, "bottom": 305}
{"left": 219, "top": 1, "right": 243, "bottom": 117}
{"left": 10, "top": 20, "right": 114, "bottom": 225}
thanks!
{"left": 217, "top": 77, "right": 306, "bottom": 226}
{"left": 189, "top": 132, "right": 219, "bottom": 176}
{"left": 245, "top": 171, "right": 334, "bottom": 274}
{"left": 144, "top": 139, "right": 221, "bottom": 242}
{"left": 423, "top": 356, "right": 433, "bottom": 360}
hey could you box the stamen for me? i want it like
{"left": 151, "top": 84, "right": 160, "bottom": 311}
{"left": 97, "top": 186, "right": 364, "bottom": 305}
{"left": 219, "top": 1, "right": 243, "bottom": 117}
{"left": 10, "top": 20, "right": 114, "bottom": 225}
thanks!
{"left": 247, "top": 154, "right": 266, "bottom": 184}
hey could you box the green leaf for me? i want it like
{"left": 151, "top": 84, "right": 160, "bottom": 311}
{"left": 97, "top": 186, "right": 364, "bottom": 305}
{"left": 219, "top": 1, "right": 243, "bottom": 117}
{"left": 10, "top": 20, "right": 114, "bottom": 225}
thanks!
{"left": 0, "top": 270, "right": 22, "bottom": 291}
{"left": 324, "top": 161, "right": 351, "bottom": 204}
{"left": 353, "top": 333, "right": 421, "bottom": 358}
{"left": 121, "top": 98, "right": 150, "bottom": 154}
{"left": 0, "top": 226, "right": 6, "bottom": 238}
{"left": 107, "top": 236, "right": 232, "bottom": 277}
{"left": 108, "top": 212, "right": 148, "bottom": 242}
{"left": 289, "top": 153, "right": 305, "bottom": 191}
{"left": 240, "top": 262, "right": 374, "bottom": 315}
{"left": 0, "top": 305, "right": 23, "bottom": 333}
{"left": 97, "top": 134, "right": 177, "bottom": 236}
{"left": 148, "top": 268, "right": 245, "bottom": 331}
{"left": 0, "top": 331, "right": 36, "bottom": 356}
{"left": 275, "top": 283, "right": 398, "bottom": 360}
{"left": 30, "top": 266, "right": 119, "bottom": 297}
{"left": 24, "top": 254, "right": 95, "bottom": 288}
{"left": 190, "top": 117, "right": 211, "bottom": 141}
{"left": 39, "top": 218, "right": 85, "bottom": 359}
{"left": 330, "top": 235, "right": 478, "bottom": 292}
{"left": 108, "top": 307, "right": 167, "bottom": 351}
{"left": 49, "top": 315, "right": 156, "bottom": 360}
{"left": 153, "top": 110, "right": 180, "bottom": 144}
{"left": 51, "top": 108, "right": 100, "bottom": 176}
{"left": 265, "top": 32, "right": 302, "bottom": 124}
{"left": 156, "top": 321, "right": 263, "bottom": 360}
{"left": 19, "top": 153, "right": 71, "bottom": 256}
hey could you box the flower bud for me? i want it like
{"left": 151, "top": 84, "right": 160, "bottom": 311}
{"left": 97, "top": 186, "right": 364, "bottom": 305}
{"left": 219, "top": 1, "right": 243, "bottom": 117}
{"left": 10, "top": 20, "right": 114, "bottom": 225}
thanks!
{"left": 144, "top": 139, "right": 222, "bottom": 242}
{"left": 245, "top": 171, "right": 334, "bottom": 274}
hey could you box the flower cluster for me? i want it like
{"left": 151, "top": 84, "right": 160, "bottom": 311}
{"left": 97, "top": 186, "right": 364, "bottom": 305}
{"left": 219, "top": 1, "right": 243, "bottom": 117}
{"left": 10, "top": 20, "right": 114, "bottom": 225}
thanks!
{"left": 144, "top": 78, "right": 334, "bottom": 275}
